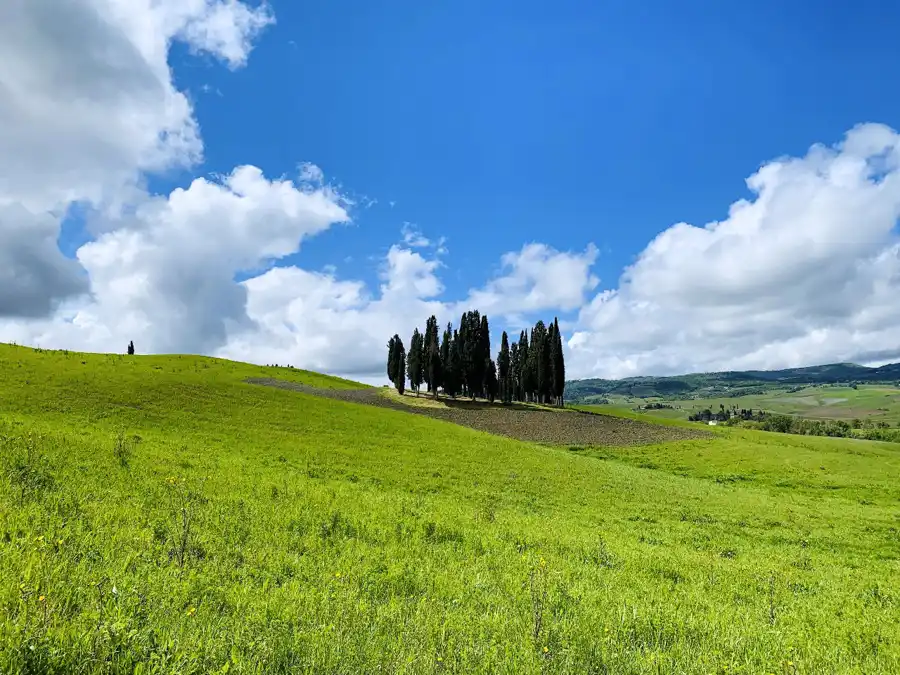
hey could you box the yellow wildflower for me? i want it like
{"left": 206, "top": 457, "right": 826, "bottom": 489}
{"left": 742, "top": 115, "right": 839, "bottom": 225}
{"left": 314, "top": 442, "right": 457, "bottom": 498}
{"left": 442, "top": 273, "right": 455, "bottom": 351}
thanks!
{"left": 186, "top": 606, "right": 196, "bottom": 616}
{"left": 543, "top": 646, "right": 549, "bottom": 654}
{"left": 38, "top": 595, "right": 45, "bottom": 603}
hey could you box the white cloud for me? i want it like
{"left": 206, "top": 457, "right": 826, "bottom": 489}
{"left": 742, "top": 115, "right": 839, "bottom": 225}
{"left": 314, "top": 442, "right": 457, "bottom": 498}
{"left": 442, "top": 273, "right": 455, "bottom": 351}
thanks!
{"left": 401, "top": 222, "right": 431, "bottom": 248}
{"left": 0, "top": 0, "right": 272, "bottom": 313}
{"left": 569, "top": 123, "right": 900, "bottom": 379}
{"left": 12, "top": 166, "right": 350, "bottom": 355}
{"left": 0, "top": 204, "right": 89, "bottom": 317}
{"left": 465, "top": 243, "right": 599, "bottom": 320}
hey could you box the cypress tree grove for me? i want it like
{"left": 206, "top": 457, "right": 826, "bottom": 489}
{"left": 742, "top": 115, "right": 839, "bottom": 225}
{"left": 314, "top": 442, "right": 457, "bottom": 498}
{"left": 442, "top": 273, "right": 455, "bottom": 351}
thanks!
{"left": 389, "top": 310, "right": 566, "bottom": 406}
{"left": 497, "top": 331, "right": 510, "bottom": 404}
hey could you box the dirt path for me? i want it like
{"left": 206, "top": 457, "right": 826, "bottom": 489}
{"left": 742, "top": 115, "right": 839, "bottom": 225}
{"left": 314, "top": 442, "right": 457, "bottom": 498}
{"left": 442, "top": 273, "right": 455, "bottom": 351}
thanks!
{"left": 246, "top": 378, "right": 711, "bottom": 447}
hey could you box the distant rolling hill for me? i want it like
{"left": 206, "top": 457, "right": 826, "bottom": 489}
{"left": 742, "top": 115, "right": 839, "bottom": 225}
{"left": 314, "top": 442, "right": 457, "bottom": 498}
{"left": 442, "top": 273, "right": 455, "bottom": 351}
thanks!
{"left": 564, "top": 361, "right": 900, "bottom": 402}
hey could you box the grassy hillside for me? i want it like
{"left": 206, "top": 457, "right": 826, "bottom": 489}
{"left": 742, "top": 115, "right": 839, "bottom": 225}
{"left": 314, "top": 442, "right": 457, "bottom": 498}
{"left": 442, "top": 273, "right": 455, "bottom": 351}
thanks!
{"left": 1, "top": 344, "right": 898, "bottom": 673}
{"left": 565, "top": 361, "right": 900, "bottom": 402}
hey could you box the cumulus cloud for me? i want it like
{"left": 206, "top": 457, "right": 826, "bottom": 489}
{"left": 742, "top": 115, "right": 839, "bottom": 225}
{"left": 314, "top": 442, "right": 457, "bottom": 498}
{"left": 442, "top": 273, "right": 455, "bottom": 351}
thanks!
{"left": 3, "top": 166, "right": 349, "bottom": 355}
{"left": 0, "top": 204, "right": 89, "bottom": 317}
{"left": 465, "top": 243, "right": 599, "bottom": 321}
{"left": 569, "top": 123, "right": 900, "bottom": 379}
{"left": 0, "top": 0, "right": 272, "bottom": 316}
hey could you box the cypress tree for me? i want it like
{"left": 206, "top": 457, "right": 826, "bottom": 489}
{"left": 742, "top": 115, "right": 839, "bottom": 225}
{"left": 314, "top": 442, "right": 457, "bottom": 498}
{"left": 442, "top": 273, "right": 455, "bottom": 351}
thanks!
{"left": 497, "top": 331, "right": 510, "bottom": 404}
{"left": 407, "top": 328, "right": 424, "bottom": 395}
{"left": 467, "top": 310, "right": 483, "bottom": 399}
{"left": 387, "top": 336, "right": 397, "bottom": 383}
{"left": 441, "top": 323, "right": 457, "bottom": 397}
{"left": 518, "top": 330, "right": 530, "bottom": 402}
{"left": 525, "top": 327, "right": 535, "bottom": 402}
{"left": 532, "top": 321, "right": 550, "bottom": 404}
{"left": 479, "top": 314, "right": 491, "bottom": 399}
{"left": 425, "top": 315, "right": 442, "bottom": 399}
{"left": 552, "top": 317, "right": 565, "bottom": 407}
{"left": 451, "top": 329, "right": 463, "bottom": 398}
{"left": 392, "top": 335, "right": 406, "bottom": 394}
{"left": 457, "top": 312, "right": 470, "bottom": 398}
{"left": 485, "top": 359, "right": 498, "bottom": 403}
{"left": 548, "top": 320, "right": 559, "bottom": 406}
{"left": 422, "top": 317, "right": 436, "bottom": 393}
{"left": 509, "top": 342, "right": 520, "bottom": 403}
{"left": 127, "top": 341, "right": 135, "bottom": 355}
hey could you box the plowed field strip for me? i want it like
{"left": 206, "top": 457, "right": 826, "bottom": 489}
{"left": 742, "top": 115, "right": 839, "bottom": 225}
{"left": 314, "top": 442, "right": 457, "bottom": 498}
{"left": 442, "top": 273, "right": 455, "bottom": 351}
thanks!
{"left": 246, "top": 378, "right": 711, "bottom": 446}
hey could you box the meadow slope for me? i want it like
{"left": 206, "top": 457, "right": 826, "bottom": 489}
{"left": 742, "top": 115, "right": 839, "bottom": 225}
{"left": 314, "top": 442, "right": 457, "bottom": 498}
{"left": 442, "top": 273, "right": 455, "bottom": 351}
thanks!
{"left": 0, "top": 345, "right": 898, "bottom": 674}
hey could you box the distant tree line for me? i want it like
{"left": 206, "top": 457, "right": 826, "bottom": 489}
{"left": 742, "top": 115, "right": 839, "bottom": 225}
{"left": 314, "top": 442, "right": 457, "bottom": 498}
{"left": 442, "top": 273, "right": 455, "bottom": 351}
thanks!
{"left": 386, "top": 311, "right": 566, "bottom": 406}
{"left": 688, "top": 405, "right": 765, "bottom": 423}
{"left": 689, "top": 405, "right": 900, "bottom": 442}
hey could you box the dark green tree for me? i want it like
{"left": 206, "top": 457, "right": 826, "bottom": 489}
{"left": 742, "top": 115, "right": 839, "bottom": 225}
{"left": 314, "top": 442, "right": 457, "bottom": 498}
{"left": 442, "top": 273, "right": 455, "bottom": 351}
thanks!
{"left": 551, "top": 317, "right": 565, "bottom": 407}
{"left": 441, "top": 323, "right": 459, "bottom": 397}
{"left": 451, "top": 329, "right": 463, "bottom": 398}
{"left": 387, "top": 336, "right": 398, "bottom": 383}
{"left": 485, "top": 359, "right": 498, "bottom": 403}
{"left": 422, "top": 317, "right": 437, "bottom": 394}
{"left": 127, "top": 341, "right": 135, "bottom": 355}
{"left": 457, "top": 312, "right": 470, "bottom": 397}
{"left": 497, "top": 331, "right": 510, "bottom": 404}
{"left": 532, "top": 320, "right": 550, "bottom": 404}
{"left": 392, "top": 336, "right": 406, "bottom": 395}
{"left": 478, "top": 314, "right": 491, "bottom": 399}
{"left": 518, "top": 330, "right": 530, "bottom": 402}
{"left": 509, "top": 342, "right": 520, "bottom": 403}
{"left": 425, "top": 315, "right": 442, "bottom": 399}
{"left": 407, "top": 328, "right": 424, "bottom": 395}
{"left": 464, "top": 310, "right": 483, "bottom": 399}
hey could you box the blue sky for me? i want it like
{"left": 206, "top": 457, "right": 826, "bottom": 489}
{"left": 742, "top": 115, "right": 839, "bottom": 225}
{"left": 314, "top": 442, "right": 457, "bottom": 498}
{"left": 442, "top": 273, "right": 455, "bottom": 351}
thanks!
{"left": 149, "top": 0, "right": 900, "bottom": 296}
{"left": 5, "top": 0, "right": 900, "bottom": 380}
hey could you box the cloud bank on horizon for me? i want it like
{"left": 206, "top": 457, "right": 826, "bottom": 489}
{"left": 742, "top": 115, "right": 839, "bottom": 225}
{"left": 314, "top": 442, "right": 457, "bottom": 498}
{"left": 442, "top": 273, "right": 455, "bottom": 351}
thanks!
{"left": 3, "top": 0, "right": 900, "bottom": 384}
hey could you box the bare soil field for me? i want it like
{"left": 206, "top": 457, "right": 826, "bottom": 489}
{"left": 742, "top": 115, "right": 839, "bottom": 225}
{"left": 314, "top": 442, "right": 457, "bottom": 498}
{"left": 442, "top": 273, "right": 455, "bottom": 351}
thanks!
{"left": 247, "top": 378, "right": 711, "bottom": 446}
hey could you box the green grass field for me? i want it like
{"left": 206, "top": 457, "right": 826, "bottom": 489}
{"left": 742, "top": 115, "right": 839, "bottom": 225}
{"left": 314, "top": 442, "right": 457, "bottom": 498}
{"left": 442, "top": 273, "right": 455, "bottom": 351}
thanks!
{"left": 606, "top": 384, "right": 900, "bottom": 426}
{"left": 1, "top": 344, "right": 898, "bottom": 673}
